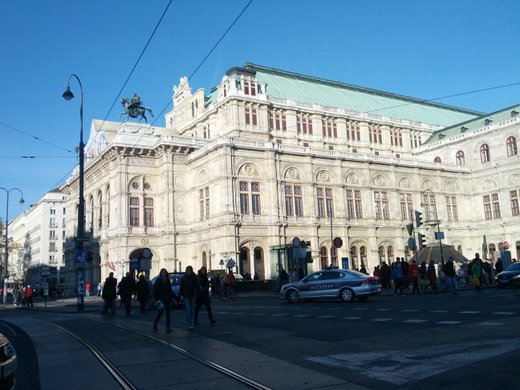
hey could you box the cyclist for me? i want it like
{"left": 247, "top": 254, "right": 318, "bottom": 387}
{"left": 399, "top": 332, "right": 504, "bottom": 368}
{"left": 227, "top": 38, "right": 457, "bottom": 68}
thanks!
{"left": 223, "top": 269, "right": 236, "bottom": 299}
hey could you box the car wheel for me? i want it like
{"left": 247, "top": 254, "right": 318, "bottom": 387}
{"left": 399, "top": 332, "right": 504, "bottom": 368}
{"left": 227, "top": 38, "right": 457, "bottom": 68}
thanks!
{"left": 340, "top": 288, "right": 355, "bottom": 302}
{"left": 286, "top": 289, "right": 300, "bottom": 303}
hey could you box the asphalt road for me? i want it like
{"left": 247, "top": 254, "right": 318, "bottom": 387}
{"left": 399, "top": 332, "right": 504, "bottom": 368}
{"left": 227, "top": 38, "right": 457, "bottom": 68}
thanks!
{"left": 1, "top": 287, "right": 519, "bottom": 389}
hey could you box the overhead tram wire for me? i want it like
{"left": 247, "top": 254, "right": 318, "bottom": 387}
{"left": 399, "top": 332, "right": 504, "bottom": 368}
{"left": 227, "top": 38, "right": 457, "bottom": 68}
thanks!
{"left": 0, "top": 121, "right": 74, "bottom": 154}
{"left": 122, "top": 0, "right": 255, "bottom": 153}
{"left": 95, "top": 0, "right": 174, "bottom": 136}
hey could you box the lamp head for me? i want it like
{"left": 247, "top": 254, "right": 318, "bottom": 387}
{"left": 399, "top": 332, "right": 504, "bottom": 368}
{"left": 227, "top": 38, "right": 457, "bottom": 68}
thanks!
{"left": 19, "top": 197, "right": 25, "bottom": 205}
{"left": 62, "top": 86, "right": 74, "bottom": 101}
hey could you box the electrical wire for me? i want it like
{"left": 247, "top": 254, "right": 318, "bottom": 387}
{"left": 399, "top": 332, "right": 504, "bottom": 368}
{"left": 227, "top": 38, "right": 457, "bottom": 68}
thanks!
{"left": 0, "top": 121, "right": 74, "bottom": 153}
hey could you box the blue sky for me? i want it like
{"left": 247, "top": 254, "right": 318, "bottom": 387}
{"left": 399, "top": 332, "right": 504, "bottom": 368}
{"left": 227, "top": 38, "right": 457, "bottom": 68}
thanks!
{"left": 1, "top": 0, "right": 520, "bottom": 220}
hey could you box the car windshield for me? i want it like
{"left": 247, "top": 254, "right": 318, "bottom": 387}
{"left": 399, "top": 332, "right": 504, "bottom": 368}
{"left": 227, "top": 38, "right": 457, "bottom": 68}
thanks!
{"left": 506, "top": 263, "right": 520, "bottom": 271}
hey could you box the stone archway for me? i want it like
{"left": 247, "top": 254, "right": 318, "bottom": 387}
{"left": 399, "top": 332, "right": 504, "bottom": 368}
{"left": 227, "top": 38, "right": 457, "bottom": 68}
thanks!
{"left": 254, "top": 247, "right": 264, "bottom": 279}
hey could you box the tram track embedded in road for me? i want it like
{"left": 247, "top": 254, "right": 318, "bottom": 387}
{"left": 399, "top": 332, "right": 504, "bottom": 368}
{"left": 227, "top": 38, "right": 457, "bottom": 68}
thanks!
{"left": 48, "top": 318, "right": 273, "bottom": 390}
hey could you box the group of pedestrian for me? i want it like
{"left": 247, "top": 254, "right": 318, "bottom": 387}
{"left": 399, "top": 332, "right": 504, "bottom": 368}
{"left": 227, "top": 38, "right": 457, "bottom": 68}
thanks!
{"left": 100, "top": 266, "right": 217, "bottom": 333}
{"left": 153, "top": 265, "right": 216, "bottom": 332}
{"left": 13, "top": 285, "right": 34, "bottom": 307}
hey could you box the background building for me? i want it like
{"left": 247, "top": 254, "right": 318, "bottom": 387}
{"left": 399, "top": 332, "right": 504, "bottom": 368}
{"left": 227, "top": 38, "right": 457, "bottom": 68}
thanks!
{"left": 60, "top": 63, "right": 520, "bottom": 293}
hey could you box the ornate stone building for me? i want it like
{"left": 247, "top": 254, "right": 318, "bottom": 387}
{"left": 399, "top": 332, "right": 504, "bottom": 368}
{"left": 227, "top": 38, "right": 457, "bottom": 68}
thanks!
{"left": 61, "top": 64, "right": 520, "bottom": 291}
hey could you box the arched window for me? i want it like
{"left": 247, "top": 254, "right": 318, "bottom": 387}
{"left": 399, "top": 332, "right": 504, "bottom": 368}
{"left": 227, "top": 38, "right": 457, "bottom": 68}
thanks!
{"left": 433, "top": 156, "right": 442, "bottom": 163}
{"left": 455, "top": 150, "right": 465, "bottom": 166}
{"left": 387, "top": 246, "right": 394, "bottom": 262}
{"left": 506, "top": 136, "right": 518, "bottom": 157}
{"left": 202, "top": 251, "right": 207, "bottom": 269}
{"left": 97, "top": 191, "right": 103, "bottom": 229}
{"left": 480, "top": 144, "right": 490, "bottom": 163}
{"left": 378, "top": 246, "right": 385, "bottom": 263}
{"left": 350, "top": 246, "right": 358, "bottom": 270}
{"left": 360, "top": 246, "right": 367, "bottom": 268}
{"left": 320, "top": 246, "right": 328, "bottom": 269}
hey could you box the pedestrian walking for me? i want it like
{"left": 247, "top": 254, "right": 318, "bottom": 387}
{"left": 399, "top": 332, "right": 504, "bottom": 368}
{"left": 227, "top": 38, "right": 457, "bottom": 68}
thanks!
{"left": 392, "top": 263, "right": 404, "bottom": 296}
{"left": 153, "top": 268, "right": 174, "bottom": 332}
{"left": 495, "top": 258, "right": 504, "bottom": 275}
{"left": 427, "top": 261, "right": 437, "bottom": 293}
{"left": 102, "top": 272, "right": 118, "bottom": 315}
{"left": 118, "top": 272, "right": 135, "bottom": 314}
{"left": 408, "top": 260, "right": 420, "bottom": 295}
{"left": 26, "top": 285, "right": 34, "bottom": 307}
{"left": 136, "top": 274, "right": 151, "bottom": 314}
{"left": 179, "top": 265, "right": 198, "bottom": 330}
{"left": 194, "top": 266, "right": 216, "bottom": 326}
{"left": 469, "top": 253, "right": 483, "bottom": 291}
{"left": 444, "top": 256, "right": 458, "bottom": 294}
{"left": 380, "top": 262, "right": 391, "bottom": 291}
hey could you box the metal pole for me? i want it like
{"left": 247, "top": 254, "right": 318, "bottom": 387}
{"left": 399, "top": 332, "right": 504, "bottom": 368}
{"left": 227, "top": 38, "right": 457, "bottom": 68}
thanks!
{"left": 1, "top": 187, "right": 24, "bottom": 306}
{"left": 3, "top": 191, "right": 9, "bottom": 305}
{"left": 63, "top": 74, "right": 85, "bottom": 312}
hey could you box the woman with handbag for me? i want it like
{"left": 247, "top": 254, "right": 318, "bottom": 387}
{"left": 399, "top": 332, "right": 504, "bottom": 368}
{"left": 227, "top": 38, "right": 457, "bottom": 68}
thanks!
{"left": 153, "top": 268, "right": 173, "bottom": 332}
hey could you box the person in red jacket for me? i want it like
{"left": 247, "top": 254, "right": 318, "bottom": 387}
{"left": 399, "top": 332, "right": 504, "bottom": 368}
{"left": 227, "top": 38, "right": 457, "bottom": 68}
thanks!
{"left": 408, "top": 260, "right": 420, "bottom": 294}
{"left": 26, "top": 285, "right": 34, "bottom": 307}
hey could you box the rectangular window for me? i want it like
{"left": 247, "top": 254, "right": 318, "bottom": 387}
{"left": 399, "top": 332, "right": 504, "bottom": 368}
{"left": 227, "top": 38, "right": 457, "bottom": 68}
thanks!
{"left": 240, "top": 181, "right": 249, "bottom": 214}
{"left": 297, "top": 113, "right": 313, "bottom": 135}
{"left": 374, "top": 191, "right": 389, "bottom": 219}
{"left": 410, "top": 132, "right": 422, "bottom": 148}
{"left": 346, "top": 189, "right": 363, "bottom": 219}
{"left": 391, "top": 127, "right": 403, "bottom": 147}
{"left": 510, "top": 190, "right": 519, "bottom": 216}
{"left": 130, "top": 197, "right": 139, "bottom": 226}
{"left": 49, "top": 230, "right": 56, "bottom": 239}
{"left": 243, "top": 79, "right": 257, "bottom": 96}
{"left": 347, "top": 121, "right": 361, "bottom": 141}
{"left": 251, "top": 182, "right": 261, "bottom": 215}
{"left": 203, "top": 124, "right": 210, "bottom": 139}
{"left": 422, "top": 194, "right": 437, "bottom": 222}
{"left": 369, "top": 124, "right": 382, "bottom": 144}
{"left": 144, "top": 198, "right": 154, "bottom": 227}
{"left": 49, "top": 242, "right": 56, "bottom": 252}
{"left": 317, "top": 187, "right": 333, "bottom": 217}
{"left": 199, "top": 187, "right": 210, "bottom": 220}
{"left": 446, "top": 196, "right": 459, "bottom": 221}
{"left": 483, "top": 194, "right": 500, "bottom": 220}
{"left": 322, "top": 118, "right": 337, "bottom": 138}
{"left": 399, "top": 193, "right": 413, "bottom": 220}
{"left": 269, "top": 110, "right": 287, "bottom": 131}
{"left": 285, "top": 185, "right": 304, "bottom": 217}
{"left": 245, "top": 106, "right": 257, "bottom": 125}
{"left": 50, "top": 208, "right": 56, "bottom": 215}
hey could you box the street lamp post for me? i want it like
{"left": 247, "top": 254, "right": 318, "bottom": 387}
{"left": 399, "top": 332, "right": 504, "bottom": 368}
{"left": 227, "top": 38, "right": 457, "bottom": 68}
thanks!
{"left": 421, "top": 189, "right": 445, "bottom": 263}
{"left": 63, "top": 74, "right": 85, "bottom": 312}
{"left": 0, "top": 187, "right": 24, "bottom": 305}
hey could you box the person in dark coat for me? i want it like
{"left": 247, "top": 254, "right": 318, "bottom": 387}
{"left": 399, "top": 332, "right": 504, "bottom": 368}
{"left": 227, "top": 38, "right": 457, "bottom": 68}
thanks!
{"left": 179, "top": 265, "right": 198, "bottom": 330}
{"left": 495, "top": 258, "right": 504, "bottom": 275}
{"left": 136, "top": 274, "right": 150, "bottom": 313}
{"left": 380, "top": 262, "right": 392, "bottom": 291}
{"left": 118, "top": 272, "right": 135, "bottom": 314}
{"left": 194, "top": 266, "right": 216, "bottom": 326}
{"left": 102, "top": 272, "right": 118, "bottom": 315}
{"left": 153, "top": 268, "right": 174, "bottom": 332}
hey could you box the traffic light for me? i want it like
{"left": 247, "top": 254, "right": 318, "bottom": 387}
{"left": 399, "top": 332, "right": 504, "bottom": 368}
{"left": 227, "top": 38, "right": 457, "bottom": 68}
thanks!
{"left": 415, "top": 211, "right": 423, "bottom": 227}
{"left": 406, "top": 223, "right": 414, "bottom": 236}
{"left": 417, "top": 233, "right": 427, "bottom": 250}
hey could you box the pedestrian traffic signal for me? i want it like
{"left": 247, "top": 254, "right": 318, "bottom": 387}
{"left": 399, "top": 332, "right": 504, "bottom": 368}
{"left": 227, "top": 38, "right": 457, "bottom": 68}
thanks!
{"left": 415, "top": 211, "right": 423, "bottom": 227}
{"left": 418, "top": 233, "right": 427, "bottom": 250}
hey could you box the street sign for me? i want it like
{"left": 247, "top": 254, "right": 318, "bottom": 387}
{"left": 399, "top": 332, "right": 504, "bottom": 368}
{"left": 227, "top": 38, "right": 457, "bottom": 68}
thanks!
{"left": 75, "top": 249, "right": 86, "bottom": 263}
{"left": 408, "top": 237, "right": 416, "bottom": 251}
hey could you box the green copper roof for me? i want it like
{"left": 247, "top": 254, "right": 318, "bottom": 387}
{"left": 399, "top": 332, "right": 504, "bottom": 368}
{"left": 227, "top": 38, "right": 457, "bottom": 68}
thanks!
{"left": 244, "top": 63, "right": 482, "bottom": 127}
{"left": 425, "top": 104, "right": 520, "bottom": 143}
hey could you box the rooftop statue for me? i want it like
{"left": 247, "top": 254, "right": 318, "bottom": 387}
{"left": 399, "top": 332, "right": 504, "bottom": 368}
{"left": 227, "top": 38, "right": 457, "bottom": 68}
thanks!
{"left": 121, "top": 93, "right": 154, "bottom": 123}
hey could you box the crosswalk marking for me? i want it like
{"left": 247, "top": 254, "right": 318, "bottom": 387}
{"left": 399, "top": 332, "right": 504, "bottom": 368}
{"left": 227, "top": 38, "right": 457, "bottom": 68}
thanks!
{"left": 371, "top": 318, "right": 392, "bottom": 322}
{"left": 401, "top": 309, "right": 419, "bottom": 312}
{"left": 376, "top": 308, "right": 392, "bottom": 311}
{"left": 430, "top": 310, "right": 448, "bottom": 313}
{"left": 316, "top": 315, "right": 335, "bottom": 319}
{"left": 493, "top": 311, "right": 514, "bottom": 315}
{"left": 293, "top": 314, "right": 309, "bottom": 318}
{"left": 460, "top": 311, "right": 480, "bottom": 314}
{"left": 478, "top": 321, "right": 505, "bottom": 326}
{"left": 341, "top": 316, "right": 362, "bottom": 320}
{"left": 437, "top": 321, "right": 462, "bottom": 325}
{"left": 403, "top": 319, "right": 428, "bottom": 323}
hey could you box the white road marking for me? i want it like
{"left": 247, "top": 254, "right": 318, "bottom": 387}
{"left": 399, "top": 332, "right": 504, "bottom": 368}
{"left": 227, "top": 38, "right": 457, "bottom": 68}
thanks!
{"left": 272, "top": 313, "right": 288, "bottom": 317}
{"left": 401, "top": 309, "right": 419, "bottom": 312}
{"left": 403, "top": 319, "right": 428, "bottom": 324}
{"left": 316, "top": 315, "right": 335, "bottom": 319}
{"left": 371, "top": 318, "right": 392, "bottom": 322}
{"left": 437, "top": 321, "right": 462, "bottom": 325}
{"left": 460, "top": 311, "right": 480, "bottom": 314}
{"left": 293, "top": 314, "right": 309, "bottom": 318}
{"left": 478, "top": 321, "right": 505, "bottom": 326}
{"left": 341, "top": 316, "right": 362, "bottom": 320}
{"left": 429, "top": 310, "right": 448, "bottom": 313}
{"left": 376, "top": 308, "right": 392, "bottom": 311}
{"left": 306, "top": 339, "right": 520, "bottom": 385}
{"left": 493, "top": 311, "right": 514, "bottom": 315}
